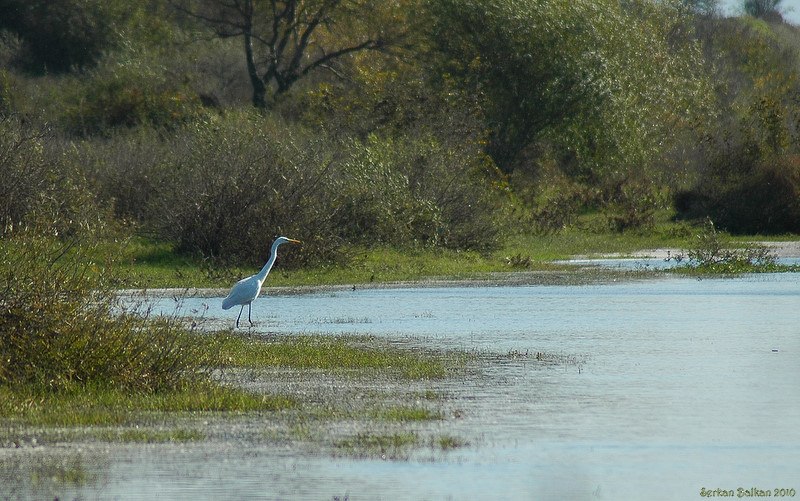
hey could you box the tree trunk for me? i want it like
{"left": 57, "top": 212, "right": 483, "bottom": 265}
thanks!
{"left": 244, "top": 32, "right": 268, "bottom": 109}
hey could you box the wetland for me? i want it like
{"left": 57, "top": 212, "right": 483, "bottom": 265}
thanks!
{"left": 2, "top": 265, "right": 799, "bottom": 500}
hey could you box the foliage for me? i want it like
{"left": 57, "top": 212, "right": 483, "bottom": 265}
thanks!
{"left": 72, "top": 111, "right": 501, "bottom": 267}
{"left": 59, "top": 43, "right": 210, "bottom": 136}
{"left": 675, "top": 17, "right": 800, "bottom": 234}
{"left": 168, "top": 0, "right": 411, "bottom": 108}
{"left": 426, "top": 0, "right": 713, "bottom": 179}
{"left": 678, "top": 0, "right": 720, "bottom": 15}
{"left": 335, "top": 131, "right": 501, "bottom": 251}
{"left": 0, "top": 115, "right": 102, "bottom": 238}
{"left": 675, "top": 151, "right": 800, "bottom": 234}
{"left": 0, "top": 0, "right": 126, "bottom": 73}
{"left": 135, "top": 113, "right": 346, "bottom": 265}
{"left": 0, "top": 0, "right": 797, "bottom": 271}
{"left": 426, "top": 0, "right": 606, "bottom": 170}
{"left": 744, "top": 0, "right": 783, "bottom": 19}
{"left": 0, "top": 235, "right": 205, "bottom": 392}
{"left": 667, "top": 218, "right": 786, "bottom": 272}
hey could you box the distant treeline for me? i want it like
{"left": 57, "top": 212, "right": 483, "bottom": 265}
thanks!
{"left": 1, "top": 0, "right": 799, "bottom": 265}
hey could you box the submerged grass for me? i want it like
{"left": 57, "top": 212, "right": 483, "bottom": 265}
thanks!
{"left": 333, "top": 431, "right": 468, "bottom": 458}
{"left": 373, "top": 406, "right": 446, "bottom": 422}
{"left": 98, "top": 428, "right": 205, "bottom": 443}
{"left": 334, "top": 432, "right": 421, "bottom": 458}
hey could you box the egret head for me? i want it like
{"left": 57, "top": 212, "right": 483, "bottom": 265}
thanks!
{"left": 276, "top": 236, "right": 301, "bottom": 246}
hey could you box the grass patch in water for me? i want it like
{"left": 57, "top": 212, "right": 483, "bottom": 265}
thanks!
{"left": 0, "top": 454, "right": 98, "bottom": 493}
{"left": 0, "top": 382, "right": 295, "bottom": 427}
{"left": 334, "top": 432, "right": 468, "bottom": 458}
{"left": 666, "top": 218, "right": 800, "bottom": 274}
{"left": 202, "top": 333, "right": 464, "bottom": 379}
{"left": 374, "top": 406, "right": 445, "bottom": 422}
{"left": 334, "top": 432, "right": 420, "bottom": 458}
{"left": 436, "top": 435, "right": 468, "bottom": 450}
{"left": 98, "top": 428, "right": 205, "bottom": 443}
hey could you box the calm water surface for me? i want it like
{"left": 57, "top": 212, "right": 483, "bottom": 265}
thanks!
{"left": 5, "top": 273, "right": 800, "bottom": 500}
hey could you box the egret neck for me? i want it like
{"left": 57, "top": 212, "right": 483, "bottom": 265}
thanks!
{"left": 255, "top": 237, "right": 285, "bottom": 285}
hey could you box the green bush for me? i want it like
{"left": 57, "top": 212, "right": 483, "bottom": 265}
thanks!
{"left": 426, "top": 0, "right": 712, "bottom": 180}
{"left": 140, "top": 113, "right": 343, "bottom": 266}
{"left": 675, "top": 153, "right": 800, "bottom": 234}
{"left": 668, "top": 218, "right": 782, "bottom": 272}
{"left": 60, "top": 45, "right": 208, "bottom": 136}
{"left": 0, "top": 116, "right": 202, "bottom": 393}
{"left": 77, "top": 111, "right": 501, "bottom": 266}
{"left": 0, "top": 115, "right": 101, "bottom": 237}
{"left": 672, "top": 17, "right": 800, "bottom": 234}
{"left": 0, "top": 235, "right": 204, "bottom": 392}
{"left": 335, "top": 132, "right": 500, "bottom": 251}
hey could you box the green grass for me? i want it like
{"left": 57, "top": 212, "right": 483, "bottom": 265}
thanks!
{"left": 0, "top": 333, "right": 467, "bottom": 428}
{"left": 118, "top": 225, "right": 713, "bottom": 289}
{"left": 334, "top": 432, "right": 421, "bottom": 458}
{"left": 98, "top": 428, "right": 205, "bottom": 443}
{"left": 200, "top": 333, "right": 466, "bottom": 380}
{"left": 373, "top": 406, "right": 445, "bottom": 422}
{"left": 0, "top": 382, "right": 296, "bottom": 427}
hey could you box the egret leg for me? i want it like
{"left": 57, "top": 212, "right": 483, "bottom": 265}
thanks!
{"left": 236, "top": 305, "right": 244, "bottom": 328}
{"left": 248, "top": 303, "right": 253, "bottom": 326}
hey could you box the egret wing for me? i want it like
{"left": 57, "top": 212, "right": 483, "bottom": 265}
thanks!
{"left": 222, "top": 275, "right": 259, "bottom": 309}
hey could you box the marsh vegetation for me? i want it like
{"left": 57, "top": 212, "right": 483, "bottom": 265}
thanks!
{"left": 1, "top": 2, "right": 799, "bottom": 488}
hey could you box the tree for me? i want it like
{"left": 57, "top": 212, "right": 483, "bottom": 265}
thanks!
{"left": 427, "top": 0, "right": 608, "bottom": 171}
{"left": 744, "top": 0, "right": 783, "bottom": 19}
{"left": 169, "top": 0, "right": 405, "bottom": 109}
{"left": 0, "top": 0, "right": 123, "bottom": 73}
{"left": 426, "top": 0, "right": 712, "bottom": 175}
{"left": 680, "top": 0, "right": 720, "bottom": 16}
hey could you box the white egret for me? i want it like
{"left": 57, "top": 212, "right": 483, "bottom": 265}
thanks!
{"left": 222, "top": 236, "right": 301, "bottom": 327}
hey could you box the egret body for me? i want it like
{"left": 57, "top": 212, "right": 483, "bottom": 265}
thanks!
{"left": 222, "top": 236, "right": 300, "bottom": 327}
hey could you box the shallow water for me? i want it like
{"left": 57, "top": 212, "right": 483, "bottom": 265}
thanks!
{"left": 5, "top": 273, "right": 800, "bottom": 500}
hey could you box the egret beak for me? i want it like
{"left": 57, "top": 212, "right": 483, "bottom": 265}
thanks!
{"left": 288, "top": 238, "right": 301, "bottom": 244}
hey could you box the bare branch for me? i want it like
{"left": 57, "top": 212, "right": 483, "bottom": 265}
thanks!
{"left": 172, "top": 0, "right": 400, "bottom": 108}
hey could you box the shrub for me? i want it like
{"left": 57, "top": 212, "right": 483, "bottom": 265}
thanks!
{"left": 677, "top": 17, "right": 800, "bottom": 234}
{"left": 675, "top": 153, "right": 800, "bottom": 234}
{"left": 0, "top": 234, "right": 204, "bottom": 392}
{"left": 426, "top": 0, "right": 713, "bottom": 181}
{"left": 142, "top": 113, "right": 341, "bottom": 267}
{"left": 89, "top": 112, "right": 502, "bottom": 266}
{"left": 667, "top": 218, "right": 781, "bottom": 272}
{"left": 335, "top": 132, "right": 501, "bottom": 251}
{"left": 0, "top": 115, "right": 101, "bottom": 237}
{"left": 60, "top": 44, "right": 208, "bottom": 136}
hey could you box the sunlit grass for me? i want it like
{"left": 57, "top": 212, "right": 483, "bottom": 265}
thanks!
{"left": 0, "top": 331, "right": 468, "bottom": 428}
{"left": 0, "top": 382, "right": 296, "bottom": 427}
{"left": 200, "top": 333, "right": 466, "bottom": 380}
{"left": 118, "top": 225, "right": 713, "bottom": 289}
